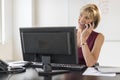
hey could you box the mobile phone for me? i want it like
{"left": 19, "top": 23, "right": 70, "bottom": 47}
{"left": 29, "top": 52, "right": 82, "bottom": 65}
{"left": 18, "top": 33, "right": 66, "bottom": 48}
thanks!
{"left": 84, "top": 23, "right": 90, "bottom": 29}
{"left": 86, "top": 22, "right": 94, "bottom": 28}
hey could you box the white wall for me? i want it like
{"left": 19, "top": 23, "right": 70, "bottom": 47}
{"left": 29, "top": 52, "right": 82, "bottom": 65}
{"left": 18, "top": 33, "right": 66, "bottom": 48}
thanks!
{"left": 35, "top": 0, "right": 69, "bottom": 27}
{"left": 0, "top": 0, "right": 13, "bottom": 60}
{"left": 0, "top": 0, "right": 32, "bottom": 61}
{"left": 99, "top": 42, "right": 120, "bottom": 66}
{"left": 12, "top": 0, "right": 32, "bottom": 60}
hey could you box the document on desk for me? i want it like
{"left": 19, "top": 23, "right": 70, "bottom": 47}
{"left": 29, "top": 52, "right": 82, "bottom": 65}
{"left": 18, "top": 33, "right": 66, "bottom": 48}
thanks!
{"left": 95, "top": 66, "right": 120, "bottom": 73}
{"left": 82, "top": 67, "right": 116, "bottom": 77}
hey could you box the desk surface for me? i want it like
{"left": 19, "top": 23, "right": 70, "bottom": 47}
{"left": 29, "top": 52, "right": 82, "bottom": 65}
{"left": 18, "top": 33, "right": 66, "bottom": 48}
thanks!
{"left": 0, "top": 68, "right": 120, "bottom": 80}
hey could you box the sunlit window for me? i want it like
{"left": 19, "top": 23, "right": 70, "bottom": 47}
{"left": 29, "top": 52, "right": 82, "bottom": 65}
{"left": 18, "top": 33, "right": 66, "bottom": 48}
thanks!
{"left": 0, "top": 0, "right": 5, "bottom": 44}
{"left": 0, "top": 0, "right": 2, "bottom": 43}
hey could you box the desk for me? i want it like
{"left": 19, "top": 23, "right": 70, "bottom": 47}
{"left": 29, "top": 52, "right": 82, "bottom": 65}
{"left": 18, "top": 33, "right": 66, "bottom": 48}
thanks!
{"left": 0, "top": 68, "right": 120, "bottom": 80}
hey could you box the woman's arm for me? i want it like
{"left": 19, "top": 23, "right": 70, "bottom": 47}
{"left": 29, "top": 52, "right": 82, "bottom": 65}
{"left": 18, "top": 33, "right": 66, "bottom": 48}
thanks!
{"left": 81, "top": 33, "right": 104, "bottom": 67}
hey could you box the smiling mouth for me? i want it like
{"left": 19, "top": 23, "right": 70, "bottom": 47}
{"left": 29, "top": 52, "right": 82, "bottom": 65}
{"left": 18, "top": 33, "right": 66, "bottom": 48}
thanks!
{"left": 80, "top": 22, "right": 85, "bottom": 27}
{"left": 79, "top": 22, "right": 87, "bottom": 29}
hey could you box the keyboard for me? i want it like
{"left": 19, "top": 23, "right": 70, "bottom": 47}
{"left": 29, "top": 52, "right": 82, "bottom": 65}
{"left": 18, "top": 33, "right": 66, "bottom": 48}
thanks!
{"left": 34, "top": 63, "right": 87, "bottom": 75}
{"left": 51, "top": 63, "right": 87, "bottom": 71}
{"left": 25, "top": 62, "right": 86, "bottom": 71}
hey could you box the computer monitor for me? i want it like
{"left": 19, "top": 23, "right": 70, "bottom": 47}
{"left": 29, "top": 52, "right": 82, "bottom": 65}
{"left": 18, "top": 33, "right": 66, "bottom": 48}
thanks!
{"left": 20, "top": 27, "right": 78, "bottom": 73}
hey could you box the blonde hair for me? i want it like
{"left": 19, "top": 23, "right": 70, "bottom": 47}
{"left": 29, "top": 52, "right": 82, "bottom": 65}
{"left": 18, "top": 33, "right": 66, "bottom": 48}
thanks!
{"left": 80, "top": 4, "right": 101, "bottom": 29}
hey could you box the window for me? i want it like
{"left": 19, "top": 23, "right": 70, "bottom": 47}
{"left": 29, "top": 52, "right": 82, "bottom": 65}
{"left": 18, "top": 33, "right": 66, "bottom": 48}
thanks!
{"left": 0, "top": 0, "right": 2, "bottom": 43}
{"left": 0, "top": 0, "right": 5, "bottom": 44}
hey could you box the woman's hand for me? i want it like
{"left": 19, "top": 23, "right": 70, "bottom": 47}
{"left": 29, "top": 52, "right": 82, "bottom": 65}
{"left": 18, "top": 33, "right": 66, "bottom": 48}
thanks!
{"left": 80, "top": 23, "right": 94, "bottom": 43}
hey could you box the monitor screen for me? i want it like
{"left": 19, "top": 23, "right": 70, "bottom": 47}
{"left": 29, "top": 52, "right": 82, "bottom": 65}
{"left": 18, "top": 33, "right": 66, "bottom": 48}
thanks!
{"left": 21, "top": 32, "right": 71, "bottom": 55}
{"left": 20, "top": 27, "right": 78, "bottom": 65}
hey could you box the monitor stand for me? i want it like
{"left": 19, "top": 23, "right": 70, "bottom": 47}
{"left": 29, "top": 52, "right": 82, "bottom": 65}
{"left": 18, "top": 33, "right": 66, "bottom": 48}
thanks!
{"left": 36, "top": 56, "right": 70, "bottom": 76}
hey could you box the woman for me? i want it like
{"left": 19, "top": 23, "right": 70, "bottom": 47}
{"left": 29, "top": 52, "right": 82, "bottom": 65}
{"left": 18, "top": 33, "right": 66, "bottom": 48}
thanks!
{"left": 77, "top": 4, "right": 104, "bottom": 67}
{"left": 64, "top": 4, "right": 104, "bottom": 80}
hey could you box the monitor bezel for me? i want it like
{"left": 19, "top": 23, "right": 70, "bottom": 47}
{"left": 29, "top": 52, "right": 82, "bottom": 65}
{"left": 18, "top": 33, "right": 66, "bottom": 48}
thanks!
{"left": 20, "top": 27, "right": 78, "bottom": 64}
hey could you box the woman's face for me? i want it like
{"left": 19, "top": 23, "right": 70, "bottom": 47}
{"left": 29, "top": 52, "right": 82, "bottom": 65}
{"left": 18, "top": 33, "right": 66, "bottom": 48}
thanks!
{"left": 78, "top": 12, "right": 93, "bottom": 29}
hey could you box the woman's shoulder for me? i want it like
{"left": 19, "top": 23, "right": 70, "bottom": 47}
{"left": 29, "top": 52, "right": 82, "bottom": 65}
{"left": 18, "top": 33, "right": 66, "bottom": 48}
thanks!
{"left": 93, "top": 31, "right": 104, "bottom": 47}
{"left": 93, "top": 31, "right": 104, "bottom": 40}
{"left": 96, "top": 32, "right": 104, "bottom": 42}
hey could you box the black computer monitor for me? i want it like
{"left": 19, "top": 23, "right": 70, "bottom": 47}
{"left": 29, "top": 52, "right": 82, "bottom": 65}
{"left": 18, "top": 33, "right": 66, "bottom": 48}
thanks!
{"left": 20, "top": 27, "right": 78, "bottom": 73}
